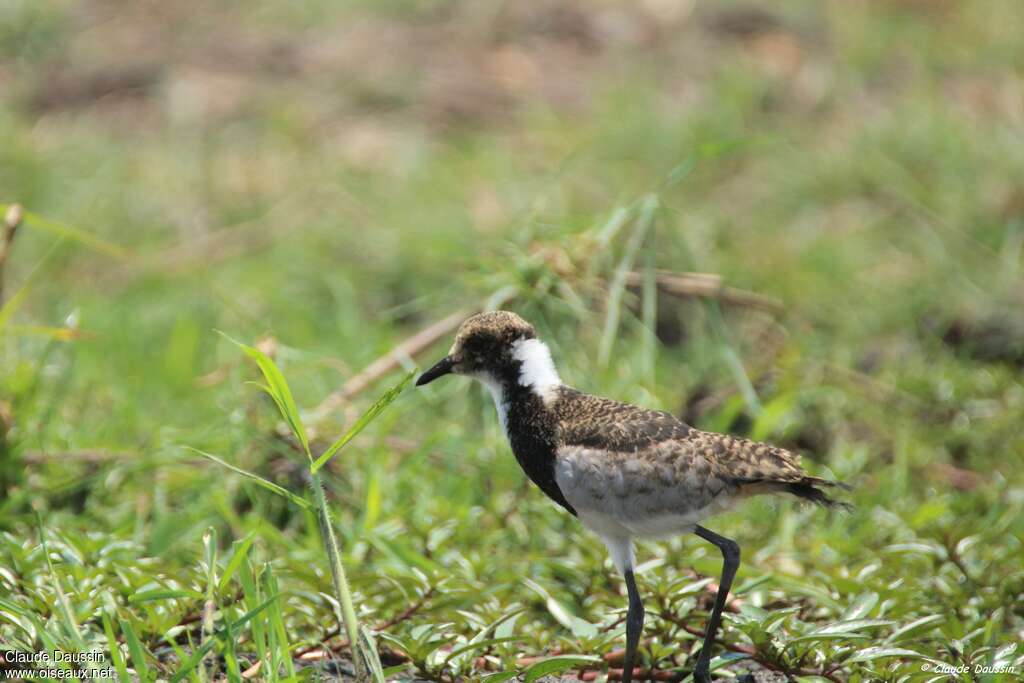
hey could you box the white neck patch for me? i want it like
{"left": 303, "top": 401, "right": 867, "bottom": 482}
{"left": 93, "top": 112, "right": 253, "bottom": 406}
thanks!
{"left": 473, "top": 372, "right": 508, "bottom": 435}
{"left": 511, "top": 338, "right": 562, "bottom": 404}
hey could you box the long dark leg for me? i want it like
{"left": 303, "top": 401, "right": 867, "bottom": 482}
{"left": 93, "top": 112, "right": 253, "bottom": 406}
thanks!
{"left": 692, "top": 525, "right": 740, "bottom": 683}
{"left": 621, "top": 569, "right": 645, "bottom": 683}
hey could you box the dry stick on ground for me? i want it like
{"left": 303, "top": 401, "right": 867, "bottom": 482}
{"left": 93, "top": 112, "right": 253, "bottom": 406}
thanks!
{"left": 308, "top": 308, "right": 473, "bottom": 424}
{"left": 625, "top": 270, "right": 784, "bottom": 314}
{"left": 0, "top": 203, "right": 24, "bottom": 304}
{"left": 310, "top": 271, "right": 775, "bottom": 423}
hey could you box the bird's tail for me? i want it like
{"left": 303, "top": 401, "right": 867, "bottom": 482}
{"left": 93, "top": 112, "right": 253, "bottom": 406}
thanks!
{"left": 738, "top": 476, "right": 852, "bottom": 510}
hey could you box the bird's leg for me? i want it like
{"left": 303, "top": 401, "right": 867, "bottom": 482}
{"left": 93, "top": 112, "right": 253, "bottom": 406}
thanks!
{"left": 692, "top": 525, "right": 740, "bottom": 683}
{"left": 621, "top": 569, "right": 645, "bottom": 683}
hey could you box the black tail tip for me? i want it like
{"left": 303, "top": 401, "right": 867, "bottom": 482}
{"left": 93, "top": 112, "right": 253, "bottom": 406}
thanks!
{"left": 785, "top": 481, "right": 853, "bottom": 511}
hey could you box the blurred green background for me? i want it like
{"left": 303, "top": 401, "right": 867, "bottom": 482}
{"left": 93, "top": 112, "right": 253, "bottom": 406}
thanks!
{"left": 1, "top": 1, "right": 1022, "bottom": 681}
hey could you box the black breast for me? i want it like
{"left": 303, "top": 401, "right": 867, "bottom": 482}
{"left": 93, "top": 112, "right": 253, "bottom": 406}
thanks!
{"left": 503, "top": 385, "right": 577, "bottom": 516}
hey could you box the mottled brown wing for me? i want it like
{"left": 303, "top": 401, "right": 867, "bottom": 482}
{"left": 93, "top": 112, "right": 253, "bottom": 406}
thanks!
{"left": 553, "top": 388, "right": 693, "bottom": 452}
{"left": 553, "top": 388, "right": 848, "bottom": 508}
{"left": 687, "top": 430, "right": 849, "bottom": 507}
{"left": 683, "top": 430, "right": 805, "bottom": 481}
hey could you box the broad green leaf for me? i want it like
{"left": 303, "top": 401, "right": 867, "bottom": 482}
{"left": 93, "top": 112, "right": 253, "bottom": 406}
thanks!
{"left": 884, "top": 542, "right": 944, "bottom": 557}
{"left": 442, "top": 637, "right": 520, "bottom": 669}
{"left": 846, "top": 647, "right": 926, "bottom": 663}
{"left": 991, "top": 641, "right": 1017, "bottom": 663}
{"left": 734, "top": 575, "right": 771, "bottom": 595}
{"left": 0, "top": 597, "right": 31, "bottom": 618}
{"left": 480, "top": 672, "right": 519, "bottom": 683}
{"left": 842, "top": 592, "right": 879, "bottom": 620}
{"left": 523, "top": 655, "right": 602, "bottom": 683}
{"left": 218, "top": 332, "right": 311, "bottom": 459}
{"left": 787, "top": 633, "right": 873, "bottom": 645}
{"left": 707, "top": 651, "right": 751, "bottom": 673}
{"left": 761, "top": 606, "right": 800, "bottom": 633}
{"left": 382, "top": 665, "right": 413, "bottom": 678}
{"left": 523, "top": 578, "right": 597, "bottom": 637}
{"left": 811, "top": 619, "right": 893, "bottom": 636}
{"left": 186, "top": 447, "right": 312, "bottom": 510}
{"left": 887, "top": 614, "right": 945, "bottom": 643}
{"left": 310, "top": 369, "right": 415, "bottom": 473}
{"left": 471, "top": 609, "right": 525, "bottom": 644}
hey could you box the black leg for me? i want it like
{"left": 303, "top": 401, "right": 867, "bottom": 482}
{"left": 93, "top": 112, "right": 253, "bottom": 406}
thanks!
{"left": 692, "top": 525, "right": 740, "bottom": 683}
{"left": 621, "top": 569, "right": 645, "bottom": 683}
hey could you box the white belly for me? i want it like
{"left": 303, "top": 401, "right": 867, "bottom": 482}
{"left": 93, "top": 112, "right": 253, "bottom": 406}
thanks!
{"left": 575, "top": 502, "right": 723, "bottom": 539}
{"left": 555, "top": 447, "right": 736, "bottom": 540}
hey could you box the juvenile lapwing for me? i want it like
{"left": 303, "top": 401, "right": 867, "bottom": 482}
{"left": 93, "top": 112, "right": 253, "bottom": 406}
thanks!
{"left": 416, "top": 311, "right": 847, "bottom": 683}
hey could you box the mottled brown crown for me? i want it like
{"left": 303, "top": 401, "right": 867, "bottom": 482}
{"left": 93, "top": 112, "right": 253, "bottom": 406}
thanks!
{"left": 451, "top": 311, "right": 537, "bottom": 374}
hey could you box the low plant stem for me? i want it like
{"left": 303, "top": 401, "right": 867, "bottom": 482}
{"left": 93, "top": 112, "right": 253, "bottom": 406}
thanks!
{"left": 310, "top": 471, "right": 367, "bottom": 680}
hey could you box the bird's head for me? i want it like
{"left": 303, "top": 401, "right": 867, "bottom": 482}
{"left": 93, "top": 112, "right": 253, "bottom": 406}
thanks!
{"left": 416, "top": 311, "right": 560, "bottom": 397}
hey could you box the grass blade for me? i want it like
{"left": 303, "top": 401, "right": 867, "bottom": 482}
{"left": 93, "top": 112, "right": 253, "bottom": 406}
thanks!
{"left": 0, "top": 204, "right": 129, "bottom": 259}
{"left": 201, "top": 527, "right": 218, "bottom": 682}
{"left": 101, "top": 614, "right": 131, "bottom": 683}
{"left": 598, "top": 194, "right": 658, "bottom": 367}
{"left": 119, "top": 618, "right": 152, "bottom": 683}
{"left": 129, "top": 589, "right": 203, "bottom": 603}
{"left": 36, "top": 515, "right": 86, "bottom": 650}
{"left": 218, "top": 534, "right": 256, "bottom": 593}
{"left": 310, "top": 369, "right": 415, "bottom": 473}
{"left": 170, "top": 594, "right": 280, "bottom": 683}
{"left": 0, "top": 238, "right": 64, "bottom": 332}
{"left": 218, "top": 332, "right": 311, "bottom": 459}
{"left": 261, "top": 563, "right": 296, "bottom": 681}
{"left": 640, "top": 240, "right": 657, "bottom": 386}
{"left": 185, "top": 447, "right": 312, "bottom": 511}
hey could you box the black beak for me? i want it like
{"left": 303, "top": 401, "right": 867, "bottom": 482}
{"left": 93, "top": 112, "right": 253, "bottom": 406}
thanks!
{"left": 416, "top": 356, "right": 455, "bottom": 386}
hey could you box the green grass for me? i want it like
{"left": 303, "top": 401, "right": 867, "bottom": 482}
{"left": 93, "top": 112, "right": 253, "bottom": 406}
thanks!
{"left": 2, "top": 1, "right": 1023, "bottom": 681}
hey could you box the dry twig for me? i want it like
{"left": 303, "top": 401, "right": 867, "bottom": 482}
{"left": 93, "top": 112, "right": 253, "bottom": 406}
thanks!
{"left": 308, "top": 270, "right": 779, "bottom": 423}
{"left": 309, "top": 308, "right": 472, "bottom": 423}
{"left": 625, "top": 270, "right": 783, "bottom": 314}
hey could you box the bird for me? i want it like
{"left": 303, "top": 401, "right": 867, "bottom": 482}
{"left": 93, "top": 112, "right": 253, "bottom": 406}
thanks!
{"left": 415, "top": 310, "right": 848, "bottom": 683}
